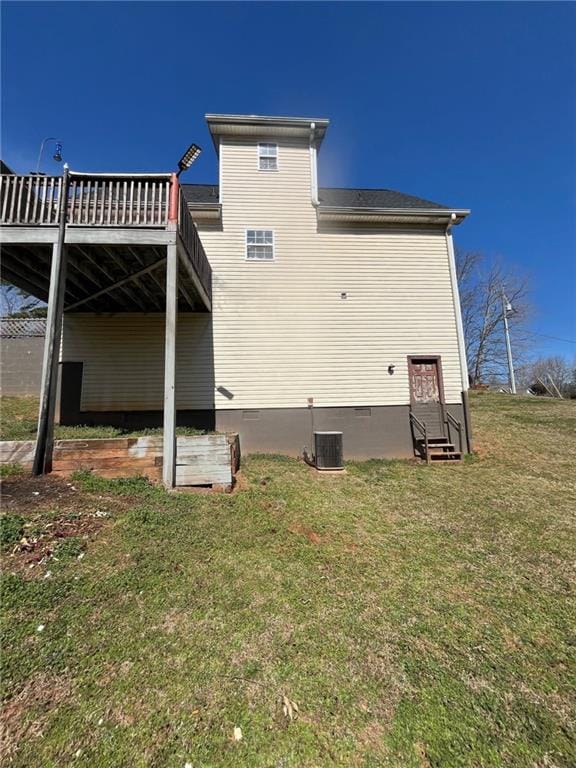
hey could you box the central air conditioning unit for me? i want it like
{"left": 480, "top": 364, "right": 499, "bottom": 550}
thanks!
{"left": 314, "top": 431, "right": 344, "bottom": 470}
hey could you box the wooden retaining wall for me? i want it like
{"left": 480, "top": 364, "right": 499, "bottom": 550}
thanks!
{"left": 0, "top": 434, "right": 240, "bottom": 489}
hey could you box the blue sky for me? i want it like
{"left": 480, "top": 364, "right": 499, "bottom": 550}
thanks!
{"left": 2, "top": 1, "right": 575, "bottom": 358}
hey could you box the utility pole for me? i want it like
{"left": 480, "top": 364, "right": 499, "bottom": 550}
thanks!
{"left": 501, "top": 288, "right": 516, "bottom": 394}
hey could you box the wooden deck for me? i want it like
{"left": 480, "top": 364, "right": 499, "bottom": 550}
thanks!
{"left": 0, "top": 170, "right": 214, "bottom": 487}
{"left": 0, "top": 172, "right": 211, "bottom": 312}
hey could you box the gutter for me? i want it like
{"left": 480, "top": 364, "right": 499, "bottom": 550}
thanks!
{"left": 318, "top": 205, "right": 470, "bottom": 221}
{"left": 187, "top": 202, "right": 222, "bottom": 220}
{"left": 186, "top": 202, "right": 221, "bottom": 212}
{"left": 205, "top": 113, "right": 329, "bottom": 129}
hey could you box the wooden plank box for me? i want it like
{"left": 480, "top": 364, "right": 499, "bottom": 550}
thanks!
{"left": 0, "top": 434, "right": 240, "bottom": 489}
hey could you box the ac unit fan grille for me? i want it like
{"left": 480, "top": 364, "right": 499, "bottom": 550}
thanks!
{"left": 314, "top": 431, "right": 343, "bottom": 470}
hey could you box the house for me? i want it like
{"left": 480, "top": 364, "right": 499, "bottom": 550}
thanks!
{"left": 0, "top": 317, "right": 46, "bottom": 396}
{"left": 0, "top": 113, "right": 471, "bottom": 481}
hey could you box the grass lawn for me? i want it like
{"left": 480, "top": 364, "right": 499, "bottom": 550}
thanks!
{"left": 1, "top": 393, "right": 575, "bottom": 767}
{"left": 0, "top": 396, "right": 206, "bottom": 440}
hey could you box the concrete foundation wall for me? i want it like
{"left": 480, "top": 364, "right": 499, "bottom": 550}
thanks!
{"left": 0, "top": 337, "right": 44, "bottom": 396}
{"left": 216, "top": 403, "right": 467, "bottom": 459}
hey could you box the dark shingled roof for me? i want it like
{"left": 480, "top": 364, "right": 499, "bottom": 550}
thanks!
{"left": 182, "top": 184, "right": 220, "bottom": 204}
{"left": 1, "top": 318, "right": 46, "bottom": 338}
{"left": 182, "top": 184, "right": 449, "bottom": 210}
{"left": 317, "top": 187, "right": 449, "bottom": 210}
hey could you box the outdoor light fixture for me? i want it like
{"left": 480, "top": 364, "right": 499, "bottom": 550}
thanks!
{"left": 32, "top": 137, "right": 64, "bottom": 175}
{"left": 177, "top": 143, "right": 202, "bottom": 176}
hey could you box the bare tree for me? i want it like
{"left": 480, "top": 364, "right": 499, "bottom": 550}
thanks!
{"left": 517, "top": 355, "right": 576, "bottom": 397}
{"left": 0, "top": 280, "right": 45, "bottom": 317}
{"left": 456, "top": 250, "right": 532, "bottom": 386}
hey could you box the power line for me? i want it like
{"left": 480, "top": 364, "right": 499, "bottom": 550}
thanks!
{"left": 526, "top": 330, "right": 576, "bottom": 345}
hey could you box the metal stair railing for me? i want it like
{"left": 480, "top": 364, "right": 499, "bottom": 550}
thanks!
{"left": 409, "top": 412, "right": 430, "bottom": 465}
{"left": 445, "top": 411, "right": 463, "bottom": 454}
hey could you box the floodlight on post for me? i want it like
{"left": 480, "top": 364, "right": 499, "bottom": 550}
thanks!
{"left": 176, "top": 143, "right": 202, "bottom": 177}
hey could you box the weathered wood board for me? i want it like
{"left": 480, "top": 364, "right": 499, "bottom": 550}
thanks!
{"left": 0, "top": 440, "right": 37, "bottom": 468}
{"left": 0, "top": 434, "right": 240, "bottom": 488}
{"left": 174, "top": 434, "right": 233, "bottom": 487}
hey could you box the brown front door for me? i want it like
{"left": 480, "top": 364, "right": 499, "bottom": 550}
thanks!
{"left": 409, "top": 359, "right": 440, "bottom": 404}
{"left": 408, "top": 358, "right": 445, "bottom": 437}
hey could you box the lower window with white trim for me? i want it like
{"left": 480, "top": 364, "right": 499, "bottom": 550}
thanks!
{"left": 246, "top": 229, "right": 274, "bottom": 260}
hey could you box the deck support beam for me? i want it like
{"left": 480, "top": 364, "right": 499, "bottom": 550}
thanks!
{"left": 162, "top": 240, "right": 178, "bottom": 488}
{"left": 64, "top": 256, "right": 166, "bottom": 311}
{"left": 33, "top": 167, "right": 70, "bottom": 475}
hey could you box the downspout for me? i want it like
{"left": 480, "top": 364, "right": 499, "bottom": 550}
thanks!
{"left": 445, "top": 215, "right": 473, "bottom": 452}
{"left": 309, "top": 122, "right": 319, "bottom": 207}
{"left": 218, "top": 136, "right": 223, "bottom": 205}
{"left": 304, "top": 123, "right": 319, "bottom": 465}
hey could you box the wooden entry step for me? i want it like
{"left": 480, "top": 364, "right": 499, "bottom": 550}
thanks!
{"left": 429, "top": 450, "right": 462, "bottom": 462}
{"left": 415, "top": 438, "right": 462, "bottom": 463}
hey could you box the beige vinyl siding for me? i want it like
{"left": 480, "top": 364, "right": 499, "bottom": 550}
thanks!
{"left": 61, "top": 136, "right": 464, "bottom": 412}
{"left": 197, "top": 136, "right": 463, "bottom": 409}
{"left": 61, "top": 314, "right": 213, "bottom": 411}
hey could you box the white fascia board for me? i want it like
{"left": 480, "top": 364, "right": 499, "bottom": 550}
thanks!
{"left": 206, "top": 114, "right": 330, "bottom": 153}
{"left": 318, "top": 205, "right": 470, "bottom": 220}
{"left": 187, "top": 204, "right": 222, "bottom": 220}
{"left": 205, "top": 114, "right": 329, "bottom": 129}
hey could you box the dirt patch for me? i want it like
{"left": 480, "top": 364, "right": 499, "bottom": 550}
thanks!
{"left": 416, "top": 741, "right": 433, "bottom": 768}
{"left": 0, "top": 474, "right": 136, "bottom": 576}
{"left": 357, "top": 719, "right": 388, "bottom": 754}
{"left": 0, "top": 673, "right": 74, "bottom": 763}
{"left": 1, "top": 473, "right": 80, "bottom": 513}
{"left": 288, "top": 524, "right": 322, "bottom": 545}
{"left": 230, "top": 470, "right": 250, "bottom": 493}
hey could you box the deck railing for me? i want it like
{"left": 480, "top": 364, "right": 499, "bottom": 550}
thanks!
{"left": 1, "top": 172, "right": 212, "bottom": 306}
{"left": 1, "top": 174, "right": 63, "bottom": 225}
{"left": 68, "top": 174, "right": 171, "bottom": 226}
{"left": 0, "top": 173, "right": 171, "bottom": 227}
{"left": 178, "top": 190, "right": 212, "bottom": 303}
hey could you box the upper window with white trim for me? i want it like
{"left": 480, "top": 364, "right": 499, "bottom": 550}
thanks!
{"left": 258, "top": 143, "right": 278, "bottom": 171}
{"left": 246, "top": 230, "right": 274, "bottom": 260}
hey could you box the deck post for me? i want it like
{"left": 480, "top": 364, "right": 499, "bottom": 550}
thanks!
{"left": 163, "top": 240, "right": 178, "bottom": 488}
{"left": 33, "top": 166, "right": 70, "bottom": 475}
